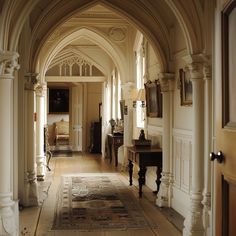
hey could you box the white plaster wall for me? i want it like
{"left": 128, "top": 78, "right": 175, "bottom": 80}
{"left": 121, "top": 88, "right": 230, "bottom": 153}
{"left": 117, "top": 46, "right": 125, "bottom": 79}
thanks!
{"left": 86, "top": 82, "right": 102, "bottom": 150}
{"left": 173, "top": 63, "right": 193, "bottom": 130}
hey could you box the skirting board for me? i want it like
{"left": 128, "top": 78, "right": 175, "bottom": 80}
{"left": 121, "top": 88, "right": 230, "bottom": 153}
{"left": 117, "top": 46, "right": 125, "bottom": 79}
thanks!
{"left": 171, "top": 186, "right": 190, "bottom": 217}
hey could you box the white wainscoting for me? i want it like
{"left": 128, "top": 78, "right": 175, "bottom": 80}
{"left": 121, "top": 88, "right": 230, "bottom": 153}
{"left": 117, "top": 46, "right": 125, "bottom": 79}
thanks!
{"left": 171, "top": 128, "right": 192, "bottom": 217}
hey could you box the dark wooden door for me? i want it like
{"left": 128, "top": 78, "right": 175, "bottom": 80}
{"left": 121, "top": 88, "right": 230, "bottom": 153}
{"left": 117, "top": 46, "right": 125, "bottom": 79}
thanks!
{"left": 215, "top": 1, "right": 236, "bottom": 235}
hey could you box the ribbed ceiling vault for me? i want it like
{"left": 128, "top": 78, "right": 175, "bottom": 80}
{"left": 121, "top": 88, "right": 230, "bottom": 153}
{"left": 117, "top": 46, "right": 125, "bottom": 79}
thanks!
{"left": 1, "top": 0, "right": 204, "bottom": 73}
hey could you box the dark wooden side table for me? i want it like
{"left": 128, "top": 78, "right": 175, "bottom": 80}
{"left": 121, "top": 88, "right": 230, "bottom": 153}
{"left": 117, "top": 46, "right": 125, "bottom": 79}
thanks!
{"left": 127, "top": 146, "right": 162, "bottom": 198}
{"left": 107, "top": 134, "right": 123, "bottom": 166}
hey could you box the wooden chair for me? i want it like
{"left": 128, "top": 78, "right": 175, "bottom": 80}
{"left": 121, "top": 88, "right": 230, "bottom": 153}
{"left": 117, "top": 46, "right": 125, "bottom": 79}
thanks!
{"left": 54, "top": 119, "right": 69, "bottom": 145}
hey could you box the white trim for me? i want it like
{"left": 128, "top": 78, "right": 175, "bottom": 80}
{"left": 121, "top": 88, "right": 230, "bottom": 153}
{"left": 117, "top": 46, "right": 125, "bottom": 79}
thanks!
{"left": 45, "top": 76, "right": 106, "bottom": 82}
{"left": 173, "top": 128, "right": 192, "bottom": 138}
{"left": 171, "top": 186, "right": 190, "bottom": 217}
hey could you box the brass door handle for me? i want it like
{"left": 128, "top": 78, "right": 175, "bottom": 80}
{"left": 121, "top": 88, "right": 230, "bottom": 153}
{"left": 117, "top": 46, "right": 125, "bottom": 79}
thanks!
{"left": 210, "top": 151, "right": 224, "bottom": 163}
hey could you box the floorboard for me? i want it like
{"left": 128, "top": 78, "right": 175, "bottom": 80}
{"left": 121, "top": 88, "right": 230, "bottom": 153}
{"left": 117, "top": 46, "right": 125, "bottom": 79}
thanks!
{"left": 20, "top": 152, "right": 182, "bottom": 236}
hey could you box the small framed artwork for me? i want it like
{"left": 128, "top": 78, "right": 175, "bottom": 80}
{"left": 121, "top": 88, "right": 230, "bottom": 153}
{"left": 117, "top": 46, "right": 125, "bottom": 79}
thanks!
{"left": 48, "top": 88, "right": 69, "bottom": 113}
{"left": 179, "top": 68, "right": 192, "bottom": 106}
{"left": 144, "top": 80, "right": 162, "bottom": 117}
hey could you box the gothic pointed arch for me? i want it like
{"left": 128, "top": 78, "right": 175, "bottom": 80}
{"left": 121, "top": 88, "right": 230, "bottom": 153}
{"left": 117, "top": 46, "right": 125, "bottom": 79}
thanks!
{"left": 47, "top": 46, "right": 107, "bottom": 77}
{"left": 37, "top": 27, "right": 126, "bottom": 82}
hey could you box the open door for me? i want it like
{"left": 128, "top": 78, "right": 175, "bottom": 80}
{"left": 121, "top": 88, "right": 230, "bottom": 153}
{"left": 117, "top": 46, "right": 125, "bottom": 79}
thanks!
{"left": 214, "top": 1, "right": 236, "bottom": 235}
{"left": 71, "top": 85, "right": 83, "bottom": 151}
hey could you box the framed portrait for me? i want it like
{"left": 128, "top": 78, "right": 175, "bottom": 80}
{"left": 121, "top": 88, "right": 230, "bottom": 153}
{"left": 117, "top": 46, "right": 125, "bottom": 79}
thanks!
{"left": 179, "top": 68, "right": 192, "bottom": 106}
{"left": 144, "top": 80, "right": 162, "bottom": 117}
{"left": 48, "top": 88, "right": 69, "bottom": 113}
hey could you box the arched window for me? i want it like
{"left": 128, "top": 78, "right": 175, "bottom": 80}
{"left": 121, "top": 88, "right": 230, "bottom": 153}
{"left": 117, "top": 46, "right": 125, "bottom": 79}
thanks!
{"left": 135, "top": 34, "right": 145, "bottom": 128}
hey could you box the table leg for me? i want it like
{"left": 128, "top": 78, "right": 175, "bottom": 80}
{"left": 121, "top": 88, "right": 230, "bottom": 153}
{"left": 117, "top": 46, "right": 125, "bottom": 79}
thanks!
{"left": 128, "top": 159, "right": 133, "bottom": 186}
{"left": 155, "top": 166, "right": 162, "bottom": 193}
{"left": 138, "top": 166, "right": 146, "bottom": 198}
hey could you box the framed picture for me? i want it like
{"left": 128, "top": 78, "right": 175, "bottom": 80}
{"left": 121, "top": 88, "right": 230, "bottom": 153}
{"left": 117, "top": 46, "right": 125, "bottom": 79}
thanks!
{"left": 179, "top": 68, "right": 192, "bottom": 106}
{"left": 119, "top": 100, "right": 125, "bottom": 120}
{"left": 144, "top": 80, "right": 162, "bottom": 117}
{"left": 48, "top": 88, "right": 69, "bottom": 113}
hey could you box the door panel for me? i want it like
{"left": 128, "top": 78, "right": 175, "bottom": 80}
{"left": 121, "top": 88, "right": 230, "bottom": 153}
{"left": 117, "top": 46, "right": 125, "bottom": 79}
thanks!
{"left": 215, "top": 1, "right": 236, "bottom": 235}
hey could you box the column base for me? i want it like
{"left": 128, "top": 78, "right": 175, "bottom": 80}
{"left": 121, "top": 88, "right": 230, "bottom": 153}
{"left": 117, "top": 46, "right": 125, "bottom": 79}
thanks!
{"left": 156, "top": 172, "right": 170, "bottom": 207}
{"left": 24, "top": 172, "right": 39, "bottom": 207}
{"left": 25, "top": 182, "right": 39, "bottom": 206}
{"left": 36, "top": 155, "right": 46, "bottom": 181}
{"left": 183, "top": 192, "right": 205, "bottom": 236}
{"left": 0, "top": 194, "right": 19, "bottom": 236}
{"left": 202, "top": 191, "right": 211, "bottom": 231}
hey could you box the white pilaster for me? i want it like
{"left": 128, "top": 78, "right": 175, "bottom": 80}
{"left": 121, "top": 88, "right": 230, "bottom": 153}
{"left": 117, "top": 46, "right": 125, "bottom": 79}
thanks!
{"left": 24, "top": 73, "right": 39, "bottom": 206}
{"left": 202, "top": 64, "right": 212, "bottom": 233}
{"left": 183, "top": 58, "right": 205, "bottom": 236}
{"left": 0, "top": 51, "right": 19, "bottom": 236}
{"left": 35, "top": 83, "right": 47, "bottom": 181}
{"left": 156, "top": 73, "right": 174, "bottom": 207}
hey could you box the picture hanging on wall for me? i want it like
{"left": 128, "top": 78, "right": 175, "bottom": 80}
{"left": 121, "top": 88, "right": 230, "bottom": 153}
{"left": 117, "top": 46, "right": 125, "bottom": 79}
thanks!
{"left": 179, "top": 68, "right": 192, "bottom": 106}
{"left": 48, "top": 88, "right": 69, "bottom": 114}
{"left": 144, "top": 80, "right": 162, "bottom": 118}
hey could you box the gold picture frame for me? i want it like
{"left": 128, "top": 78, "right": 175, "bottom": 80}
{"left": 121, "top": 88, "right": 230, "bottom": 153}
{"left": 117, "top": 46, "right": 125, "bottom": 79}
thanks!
{"left": 144, "top": 80, "right": 162, "bottom": 117}
{"left": 179, "top": 68, "right": 192, "bottom": 106}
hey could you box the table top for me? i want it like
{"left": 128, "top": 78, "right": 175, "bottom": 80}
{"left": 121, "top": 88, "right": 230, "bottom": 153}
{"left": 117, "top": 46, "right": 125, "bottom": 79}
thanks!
{"left": 127, "top": 146, "right": 162, "bottom": 153}
{"left": 108, "top": 133, "right": 123, "bottom": 138}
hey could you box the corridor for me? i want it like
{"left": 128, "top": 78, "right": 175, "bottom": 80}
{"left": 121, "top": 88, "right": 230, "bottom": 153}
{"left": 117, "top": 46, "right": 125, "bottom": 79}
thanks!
{"left": 20, "top": 153, "right": 182, "bottom": 236}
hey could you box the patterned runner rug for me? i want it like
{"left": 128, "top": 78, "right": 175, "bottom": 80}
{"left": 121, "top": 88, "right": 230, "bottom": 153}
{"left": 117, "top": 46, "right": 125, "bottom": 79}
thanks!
{"left": 52, "top": 174, "right": 157, "bottom": 231}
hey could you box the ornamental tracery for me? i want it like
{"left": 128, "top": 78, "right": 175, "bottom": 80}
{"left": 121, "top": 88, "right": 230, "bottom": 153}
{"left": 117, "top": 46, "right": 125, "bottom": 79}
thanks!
{"left": 46, "top": 54, "right": 103, "bottom": 77}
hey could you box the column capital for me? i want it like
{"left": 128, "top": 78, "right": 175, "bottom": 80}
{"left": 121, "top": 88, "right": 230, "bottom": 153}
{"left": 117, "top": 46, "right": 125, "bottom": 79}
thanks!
{"left": 158, "top": 72, "right": 175, "bottom": 92}
{"left": 35, "top": 82, "right": 47, "bottom": 97}
{"left": 183, "top": 53, "right": 210, "bottom": 80}
{"left": 203, "top": 64, "right": 212, "bottom": 80}
{"left": 25, "top": 73, "right": 39, "bottom": 90}
{"left": 0, "top": 50, "right": 20, "bottom": 79}
{"left": 187, "top": 62, "right": 205, "bottom": 80}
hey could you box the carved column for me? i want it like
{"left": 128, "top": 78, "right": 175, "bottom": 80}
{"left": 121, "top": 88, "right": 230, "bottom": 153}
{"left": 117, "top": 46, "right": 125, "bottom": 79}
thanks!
{"left": 183, "top": 59, "right": 205, "bottom": 236}
{"left": 24, "top": 73, "right": 39, "bottom": 206}
{"left": 0, "top": 51, "right": 19, "bottom": 235}
{"left": 202, "top": 64, "right": 212, "bottom": 231}
{"left": 156, "top": 73, "right": 174, "bottom": 207}
{"left": 35, "top": 83, "right": 47, "bottom": 181}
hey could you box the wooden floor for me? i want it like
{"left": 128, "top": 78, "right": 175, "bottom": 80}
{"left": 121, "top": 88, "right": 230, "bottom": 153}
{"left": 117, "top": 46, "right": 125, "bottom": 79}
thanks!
{"left": 19, "top": 152, "right": 182, "bottom": 236}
